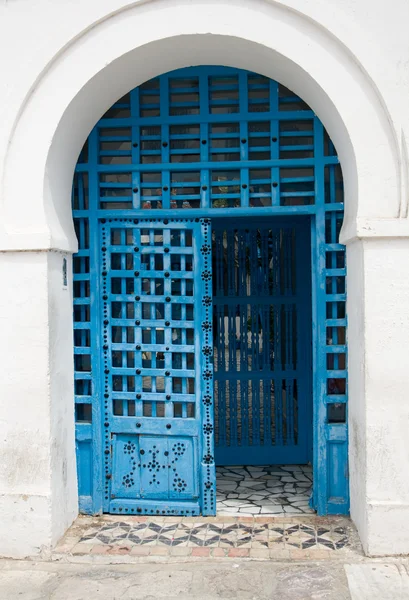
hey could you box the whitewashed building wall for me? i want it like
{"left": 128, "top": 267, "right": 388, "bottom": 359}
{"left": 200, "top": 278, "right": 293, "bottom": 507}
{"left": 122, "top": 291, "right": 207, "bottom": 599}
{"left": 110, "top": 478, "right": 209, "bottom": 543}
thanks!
{"left": 0, "top": 0, "right": 408, "bottom": 558}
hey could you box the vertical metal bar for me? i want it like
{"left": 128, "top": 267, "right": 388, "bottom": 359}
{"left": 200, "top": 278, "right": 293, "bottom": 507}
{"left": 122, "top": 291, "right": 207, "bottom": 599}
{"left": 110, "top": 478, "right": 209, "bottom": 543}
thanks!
{"left": 199, "top": 73, "right": 210, "bottom": 209}
{"left": 238, "top": 229, "right": 249, "bottom": 447}
{"left": 160, "top": 75, "right": 170, "bottom": 210}
{"left": 131, "top": 88, "right": 141, "bottom": 209}
{"left": 163, "top": 227, "right": 172, "bottom": 409}
{"left": 284, "top": 230, "right": 295, "bottom": 445}
{"left": 312, "top": 117, "right": 328, "bottom": 514}
{"left": 239, "top": 71, "right": 249, "bottom": 209}
{"left": 88, "top": 126, "right": 104, "bottom": 514}
{"left": 270, "top": 80, "right": 280, "bottom": 206}
{"left": 199, "top": 218, "right": 216, "bottom": 515}
{"left": 226, "top": 229, "right": 238, "bottom": 447}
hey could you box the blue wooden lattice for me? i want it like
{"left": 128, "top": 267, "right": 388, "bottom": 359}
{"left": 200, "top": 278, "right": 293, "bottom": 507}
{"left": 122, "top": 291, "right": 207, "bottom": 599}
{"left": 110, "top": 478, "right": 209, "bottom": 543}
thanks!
{"left": 72, "top": 66, "right": 348, "bottom": 516}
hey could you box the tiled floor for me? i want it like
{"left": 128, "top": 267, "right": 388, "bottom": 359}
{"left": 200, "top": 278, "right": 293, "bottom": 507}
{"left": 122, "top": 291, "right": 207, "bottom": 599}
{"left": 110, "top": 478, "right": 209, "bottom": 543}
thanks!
{"left": 52, "top": 464, "right": 360, "bottom": 562}
{"left": 216, "top": 464, "right": 314, "bottom": 515}
{"left": 54, "top": 514, "right": 360, "bottom": 561}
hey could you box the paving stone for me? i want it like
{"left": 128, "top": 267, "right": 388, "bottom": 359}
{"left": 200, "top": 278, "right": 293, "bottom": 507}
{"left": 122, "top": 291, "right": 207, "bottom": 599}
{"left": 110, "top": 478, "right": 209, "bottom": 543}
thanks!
{"left": 130, "top": 546, "right": 151, "bottom": 556}
{"left": 191, "top": 547, "right": 211, "bottom": 557}
{"left": 216, "top": 465, "right": 312, "bottom": 517}
{"left": 228, "top": 548, "right": 250, "bottom": 557}
{"left": 0, "top": 571, "right": 58, "bottom": 600}
{"left": 250, "top": 548, "right": 271, "bottom": 559}
{"left": 211, "top": 548, "right": 227, "bottom": 557}
{"left": 260, "top": 506, "right": 286, "bottom": 514}
{"left": 346, "top": 564, "right": 409, "bottom": 600}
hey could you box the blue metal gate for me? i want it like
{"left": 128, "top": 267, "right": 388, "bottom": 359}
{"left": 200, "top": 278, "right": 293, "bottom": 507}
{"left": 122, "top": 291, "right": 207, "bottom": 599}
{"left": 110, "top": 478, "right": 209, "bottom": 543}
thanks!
{"left": 72, "top": 66, "right": 348, "bottom": 516}
{"left": 213, "top": 219, "right": 311, "bottom": 465}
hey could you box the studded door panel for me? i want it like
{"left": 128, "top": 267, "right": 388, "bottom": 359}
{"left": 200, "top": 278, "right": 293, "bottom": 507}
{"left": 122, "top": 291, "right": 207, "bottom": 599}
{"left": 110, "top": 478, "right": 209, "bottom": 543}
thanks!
{"left": 101, "top": 218, "right": 215, "bottom": 516}
{"left": 111, "top": 434, "right": 197, "bottom": 501}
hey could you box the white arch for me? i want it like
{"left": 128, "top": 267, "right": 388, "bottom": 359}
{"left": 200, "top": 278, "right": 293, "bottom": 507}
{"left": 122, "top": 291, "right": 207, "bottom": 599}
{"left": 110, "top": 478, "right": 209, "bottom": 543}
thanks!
{"left": 0, "top": 0, "right": 401, "bottom": 252}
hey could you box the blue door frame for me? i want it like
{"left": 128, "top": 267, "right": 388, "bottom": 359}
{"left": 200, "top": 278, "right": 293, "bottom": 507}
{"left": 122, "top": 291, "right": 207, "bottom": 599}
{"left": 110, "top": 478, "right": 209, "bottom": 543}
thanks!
{"left": 72, "top": 66, "right": 349, "bottom": 516}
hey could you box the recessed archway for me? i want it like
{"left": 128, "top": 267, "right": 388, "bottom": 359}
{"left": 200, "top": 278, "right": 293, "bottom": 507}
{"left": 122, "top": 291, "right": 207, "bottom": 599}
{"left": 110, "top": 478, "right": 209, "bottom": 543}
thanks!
{"left": 71, "top": 64, "right": 346, "bottom": 518}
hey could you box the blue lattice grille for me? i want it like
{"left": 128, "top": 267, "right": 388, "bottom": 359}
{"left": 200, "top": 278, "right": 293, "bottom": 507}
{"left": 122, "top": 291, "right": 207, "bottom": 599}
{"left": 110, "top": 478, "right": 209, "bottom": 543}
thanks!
{"left": 72, "top": 171, "right": 92, "bottom": 414}
{"left": 72, "top": 65, "right": 348, "bottom": 517}
{"left": 105, "top": 225, "right": 198, "bottom": 420}
{"left": 74, "top": 67, "right": 340, "bottom": 215}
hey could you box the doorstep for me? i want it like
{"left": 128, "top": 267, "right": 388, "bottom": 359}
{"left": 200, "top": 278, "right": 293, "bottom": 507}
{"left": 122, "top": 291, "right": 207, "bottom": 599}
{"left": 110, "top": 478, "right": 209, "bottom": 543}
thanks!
{"left": 50, "top": 514, "right": 362, "bottom": 564}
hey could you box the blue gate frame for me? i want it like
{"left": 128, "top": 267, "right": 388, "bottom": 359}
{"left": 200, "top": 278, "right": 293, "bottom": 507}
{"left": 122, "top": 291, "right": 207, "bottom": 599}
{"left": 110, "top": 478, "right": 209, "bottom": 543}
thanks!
{"left": 72, "top": 65, "right": 349, "bottom": 516}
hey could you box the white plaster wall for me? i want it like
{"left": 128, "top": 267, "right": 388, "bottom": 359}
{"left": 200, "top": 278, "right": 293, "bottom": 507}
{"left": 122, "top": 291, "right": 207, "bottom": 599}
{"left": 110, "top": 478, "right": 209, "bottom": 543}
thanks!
{"left": 1, "top": 0, "right": 408, "bottom": 252}
{"left": 0, "top": 252, "right": 76, "bottom": 557}
{"left": 0, "top": 0, "right": 408, "bottom": 557}
{"left": 362, "top": 239, "right": 409, "bottom": 555}
{"left": 48, "top": 252, "right": 78, "bottom": 550}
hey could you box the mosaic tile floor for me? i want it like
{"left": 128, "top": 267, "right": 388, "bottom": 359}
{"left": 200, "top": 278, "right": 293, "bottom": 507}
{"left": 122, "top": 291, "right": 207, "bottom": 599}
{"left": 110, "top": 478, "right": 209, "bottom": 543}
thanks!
{"left": 216, "top": 464, "right": 314, "bottom": 516}
{"left": 52, "top": 465, "right": 360, "bottom": 562}
{"left": 54, "top": 515, "right": 360, "bottom": 561}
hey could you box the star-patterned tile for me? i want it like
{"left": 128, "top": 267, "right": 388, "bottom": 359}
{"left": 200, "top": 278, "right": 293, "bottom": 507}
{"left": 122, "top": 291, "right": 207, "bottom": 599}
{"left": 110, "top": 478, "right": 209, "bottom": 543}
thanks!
{"left": 70, "top": 515, "right": 358, "bottom": 556}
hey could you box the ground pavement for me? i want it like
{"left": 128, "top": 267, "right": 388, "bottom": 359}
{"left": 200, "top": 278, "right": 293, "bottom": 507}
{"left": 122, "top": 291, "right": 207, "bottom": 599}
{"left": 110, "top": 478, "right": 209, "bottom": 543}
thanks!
{"left": 1, "top": 515, "right": 409, "bottom": 598}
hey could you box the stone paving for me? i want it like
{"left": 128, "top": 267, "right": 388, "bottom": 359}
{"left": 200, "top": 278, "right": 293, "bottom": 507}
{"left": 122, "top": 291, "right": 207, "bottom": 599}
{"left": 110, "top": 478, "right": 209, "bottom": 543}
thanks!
{"left": 216, "top": 464, "right": 313, "bottom": 515}
{"left": 0, "top": 560, "right": 354, "bottom": 600}
{"left": 51, "top": 464, "right": 356, "bottom": 563}
{"left": 3, "top": 559, "right": 409, "bottom": 600}
{"left": 53, "top": 514, "right": 360, "bottom": 562}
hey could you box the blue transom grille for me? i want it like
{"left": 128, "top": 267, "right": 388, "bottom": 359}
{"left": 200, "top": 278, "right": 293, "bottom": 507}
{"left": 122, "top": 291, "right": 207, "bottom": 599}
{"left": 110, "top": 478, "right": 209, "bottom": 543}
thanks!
{"left": 75, "top": 67, "right": 341, "bottom": 213}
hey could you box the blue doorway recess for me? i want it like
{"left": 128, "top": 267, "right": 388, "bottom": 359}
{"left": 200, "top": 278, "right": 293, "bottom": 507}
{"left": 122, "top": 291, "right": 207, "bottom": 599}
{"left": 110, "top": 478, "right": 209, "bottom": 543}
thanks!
{"left": 72, "top": 66, "right": 349, "bottom": 517}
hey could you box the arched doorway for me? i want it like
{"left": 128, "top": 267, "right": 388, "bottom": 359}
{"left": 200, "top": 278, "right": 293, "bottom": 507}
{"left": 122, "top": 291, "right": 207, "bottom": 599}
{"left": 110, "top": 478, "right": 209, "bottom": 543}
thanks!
{"left": 72, "top": 65, "right": 348, "bottom": 517}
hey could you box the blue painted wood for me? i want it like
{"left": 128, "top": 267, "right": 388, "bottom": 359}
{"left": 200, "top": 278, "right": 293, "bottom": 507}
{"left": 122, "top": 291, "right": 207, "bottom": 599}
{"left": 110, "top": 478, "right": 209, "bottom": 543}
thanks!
{"left": 97, "top": 218, "right": 215, "bottom": 516}
{"left": 72, "top": 65, "right": 348, "bottom": 517}
{"left": 310, "top": 118, "right": 349, "bottom": 515}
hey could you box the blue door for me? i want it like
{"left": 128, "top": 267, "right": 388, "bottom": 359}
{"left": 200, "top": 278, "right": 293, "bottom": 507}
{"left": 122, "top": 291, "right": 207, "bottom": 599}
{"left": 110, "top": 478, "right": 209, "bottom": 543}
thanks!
{"left": 72, "top": 65, "right": 349, "bottom": 516}
{"left": 213, "top": 218, "right": 311, "bottom": 465}
{"left": 99, "top": 218, "right": 215, "bottom": 516}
